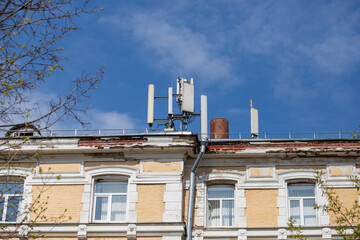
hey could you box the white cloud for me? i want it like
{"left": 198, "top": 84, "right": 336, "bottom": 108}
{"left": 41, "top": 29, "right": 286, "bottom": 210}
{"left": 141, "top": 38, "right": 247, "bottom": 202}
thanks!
{"left": 2, "top": 90, "right": 139, "bottom": 132}
{"left": 87, "top": 110, "right": 138, "bottom": 129}
{"left": 297, "top": 35, "right": 360, "bottom": 73}
{"left": 99, "top": 12, "right": 235, "bottom": 86}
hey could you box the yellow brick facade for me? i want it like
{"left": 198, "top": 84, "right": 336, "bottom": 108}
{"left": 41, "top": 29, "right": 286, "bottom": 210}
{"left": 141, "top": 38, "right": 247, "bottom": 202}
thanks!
{"left": 84, "top": 161, "right": 139, "bottom": 169}
{"left": 39, "top": 163, "right": 80, "bottom": 172}
{"left": 329, "top": 165, "right": 353, "bottom": 176}
{"left": 245, "top": 189, "right": 278, "bottom": 227}
{"left": 249, "top": 167, "right": 272, "bottom": 177}
{"left": 136, "top": 184, "right": 166, "bottom": 222}
{"left": 1, "top": 133, "right": 358, "bottom": 240}
{"left": 142, "top": 161, "right": 182, "bottom": 172}
{"left": 31, "top": 184, "right": 83, "bottom": 223}
{"left": 183, "top": 189, "right": 189, "bottom": 222}
{"left": 329, "top": 188, "right": 360, "bottom": 225}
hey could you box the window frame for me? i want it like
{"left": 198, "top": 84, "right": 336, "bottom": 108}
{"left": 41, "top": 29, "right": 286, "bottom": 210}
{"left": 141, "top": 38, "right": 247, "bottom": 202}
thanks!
{"left": 206, "top": 184, "right": 235, "bottom": 227}
{"left": 92, "top": 176, "right": 128, "bottom": 223}
{"left": 287, "top": 182, "right": 317, "bottom": 226}
{"left": 0, "top": 177, "right": 24, "bottom": 223}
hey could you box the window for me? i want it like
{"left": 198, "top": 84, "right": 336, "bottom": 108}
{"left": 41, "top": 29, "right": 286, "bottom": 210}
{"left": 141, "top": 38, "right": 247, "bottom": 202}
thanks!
{"left": 0, "top": 180, "right": 23, "bottom": 222}
{"left": 93, "top": 180, "right": 127, "bottom": 222}
{"left": 288, "top": 183, "right": 316, "bottom": 225}
{"left": 207, "top": 185, "right": 234, "bottom": 227}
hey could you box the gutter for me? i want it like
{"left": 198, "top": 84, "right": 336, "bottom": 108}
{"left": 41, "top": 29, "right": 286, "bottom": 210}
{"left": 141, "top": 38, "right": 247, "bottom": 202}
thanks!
{"left": 186, "top": 140, "right": 207, "bottom": 240}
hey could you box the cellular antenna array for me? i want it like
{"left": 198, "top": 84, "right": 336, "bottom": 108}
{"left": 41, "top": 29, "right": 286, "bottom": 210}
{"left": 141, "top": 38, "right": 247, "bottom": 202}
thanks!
{"left": 147, "top": 78, "right": 208, "bottom": 139}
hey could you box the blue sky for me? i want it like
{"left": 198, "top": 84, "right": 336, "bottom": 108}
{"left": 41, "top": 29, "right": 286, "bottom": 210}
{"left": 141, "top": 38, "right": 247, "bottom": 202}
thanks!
{"left": 39, "top": 1, "right": 360, "bottom": 135}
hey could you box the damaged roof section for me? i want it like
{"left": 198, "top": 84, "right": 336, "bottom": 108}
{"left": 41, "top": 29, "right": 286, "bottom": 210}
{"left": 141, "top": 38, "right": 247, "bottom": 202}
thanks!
{"left": 78, "top": 136, "right": 148, "bottom": 149}
{"left": 207, "top": 139, "right": 360, "bottom": 154}
{"left": 1, "top": 133, "right": 198, "bottom": 153}
{"left": 78, "top": 134, "right": 197, "bottom": 149}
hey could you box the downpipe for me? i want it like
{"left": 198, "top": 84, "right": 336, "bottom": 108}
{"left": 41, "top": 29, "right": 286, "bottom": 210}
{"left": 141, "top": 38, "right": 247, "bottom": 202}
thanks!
{"left": 186, "top": 141, "right": 207, "bottom": 240}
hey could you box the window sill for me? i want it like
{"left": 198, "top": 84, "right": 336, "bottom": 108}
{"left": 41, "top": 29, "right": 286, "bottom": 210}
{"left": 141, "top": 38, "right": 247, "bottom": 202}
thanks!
{"left": 92, "top": 221, "right": 127, "bottom": 224}
{"left": 205, "top": 226, "right": 238, "bottom": 229}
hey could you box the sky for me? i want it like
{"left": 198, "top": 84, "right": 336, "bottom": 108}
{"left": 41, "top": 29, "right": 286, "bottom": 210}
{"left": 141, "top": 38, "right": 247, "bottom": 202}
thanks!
{"left": 38, "top": 0, "right": 360, "bottom": 137}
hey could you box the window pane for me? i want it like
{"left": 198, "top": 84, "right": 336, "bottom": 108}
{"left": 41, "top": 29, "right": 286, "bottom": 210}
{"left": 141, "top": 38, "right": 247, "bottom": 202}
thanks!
{"left": 0, "top": 182, "right": 24, "bottom": 195}
{"left": 95, "top": 197, "right": 108, "bottom": 220}
{"left": 0, "top": 198, "right": 4, "bottom": 221}
{"left": 208, "top": 200, "right": 220, "bottom": 226}
{"left": 111, "top": 195, "right": 126, "bottom": 221}
{"left": 288, "top": 184, "right": 315, "bottom": 197}
{"left": 95, "top": 181, "right": 127, "bottom": 194}
{"left": 303, "top": 198, "right": 316, "bottom": 225}
{"left": 6, "top": 196, "right": 21, "bottom": 222}
{"left": 208, "top": 185, "right": 234, "bottom": 199}
{"left": 290, "top": 200, "right": 300, "bottom": 224}
{"left": 222, "top": 200, "right": 234, "bottom": 226}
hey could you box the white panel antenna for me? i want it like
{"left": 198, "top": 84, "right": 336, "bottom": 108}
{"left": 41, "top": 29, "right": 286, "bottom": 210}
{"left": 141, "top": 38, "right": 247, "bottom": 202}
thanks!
{"left": 147, "top": 77, "right": 202, "bottom": 131}
{"left": 181, "top": 82, "right": 194, "bottom": 113}
{"left": 250, "top": 99, "right": 259, "bottom": 138}
{"left": 168, "top": 87, "right": 173, "bottom": 115}
{"left": 147, "top": 84, "right": 154, "bottom": 125}
{"left": 200, "top": 95, "right": 208, "bottom": 141}
{"left": 176, "top": 78, "right": 181, "bottom": 103}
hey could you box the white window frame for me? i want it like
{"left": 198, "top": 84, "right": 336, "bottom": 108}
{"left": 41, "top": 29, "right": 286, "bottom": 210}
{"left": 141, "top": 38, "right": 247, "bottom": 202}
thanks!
{"left": 287, "top": 183, "right": 317, "bottom": 226}
{"left": 0, "top": 180, "right": 24, "bottom": 223}
{"left": 207, "top": 185, "right": 235, "bottom": 227}
{"left": 92, "top": 177, "right": 128, "bottom": 223}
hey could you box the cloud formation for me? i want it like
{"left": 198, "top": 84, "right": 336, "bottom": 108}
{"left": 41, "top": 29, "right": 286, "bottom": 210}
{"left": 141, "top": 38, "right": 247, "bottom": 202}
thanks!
{"left": 99, "top": 12, "right": 235, "bottom": 86}
{"left": 88, "top": 110, "right": 138, "bottom": 129}
{"left": 232, "top": 1, "right": 360, "bottom": 102}
{"left": 17, "top": 91, "right": 139, "bottom": 131}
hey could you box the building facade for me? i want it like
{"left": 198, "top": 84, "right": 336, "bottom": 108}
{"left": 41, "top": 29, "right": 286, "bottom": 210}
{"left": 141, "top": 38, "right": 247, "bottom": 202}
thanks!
{"left": 1, "top": 131, "right": 360, "bottom": 240}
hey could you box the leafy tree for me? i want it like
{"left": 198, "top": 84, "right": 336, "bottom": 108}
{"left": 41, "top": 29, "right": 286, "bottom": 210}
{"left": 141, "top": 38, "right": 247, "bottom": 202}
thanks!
{"left": 0, "top": 0, "right": 102, "bottom": 238}
{"left": 0, "top": 0, "right": 103, "bottom": 130}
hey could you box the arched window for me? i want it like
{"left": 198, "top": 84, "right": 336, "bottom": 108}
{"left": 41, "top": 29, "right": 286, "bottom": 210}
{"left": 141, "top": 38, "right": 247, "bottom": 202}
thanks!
{"left": 207, "top": 185, "right": 234, "bottom": 227}
{"left": 93, "top": 179, "right": 128, "bottom": 222}
{"left": 288, "top": 183, "right": 316, "bottom": 225}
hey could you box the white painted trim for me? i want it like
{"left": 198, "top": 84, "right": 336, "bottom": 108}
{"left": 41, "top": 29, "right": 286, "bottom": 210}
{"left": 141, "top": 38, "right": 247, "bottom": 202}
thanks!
{"left": 133, "top": 174, "right": 182, "bottom": 184}
{"left": 80, "top": 166, "right": 139, "bottom": 224}
{"left": 21, "top": 223, "right": 185, "bottom": 237}
{"left": 195, "top": 171, "right": 245, "bottom": 229}
{"left": 163, "top": 182, "right": 183, "bottom": 222}
{"left": 0, "top": 168, "right": 33, "bottom": 224}
{"left": 277, "top": 171, "right": 329, "bottom": 228}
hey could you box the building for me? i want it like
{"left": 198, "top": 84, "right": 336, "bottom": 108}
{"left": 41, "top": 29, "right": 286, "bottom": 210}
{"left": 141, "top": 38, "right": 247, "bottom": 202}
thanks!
{"left": 0, "top": 124, "right": 360, "bottom": 240}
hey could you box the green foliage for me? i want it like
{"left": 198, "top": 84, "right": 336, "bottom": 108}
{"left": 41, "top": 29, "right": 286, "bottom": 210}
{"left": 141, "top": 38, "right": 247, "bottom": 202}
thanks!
{"left": 315, "top": 171, "right": 360, "bottom": 240}
{"left": 287, "top": 218, "right": 307, "bottom": 240}
{"left": 352, "top": 122, "right": 360, "bottom": 138}
{"left": 0, "top": 0, "right": 103, "bottom": 130}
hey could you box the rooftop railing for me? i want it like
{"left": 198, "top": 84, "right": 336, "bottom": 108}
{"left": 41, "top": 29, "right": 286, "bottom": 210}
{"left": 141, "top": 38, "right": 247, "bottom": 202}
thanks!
{"left": 1, "top": 128, "right": 357, "bottom": 140}
{"left": 210, "top": 132, "right": 356, "bottom": 140}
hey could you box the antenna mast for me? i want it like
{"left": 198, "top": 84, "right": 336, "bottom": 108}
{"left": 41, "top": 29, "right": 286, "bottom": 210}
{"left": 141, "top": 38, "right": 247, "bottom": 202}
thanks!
{"left": 147, "top": 77, "right": 206, "bottom": 132}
